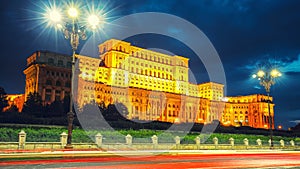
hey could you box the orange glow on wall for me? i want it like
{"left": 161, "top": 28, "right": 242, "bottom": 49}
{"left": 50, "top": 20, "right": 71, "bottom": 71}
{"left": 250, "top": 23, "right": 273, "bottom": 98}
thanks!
{"left": 21, "top": 40, "right": 275, "bottom": 129}
{"left": 75, "top": 39, "right": 275, "bottom": 129}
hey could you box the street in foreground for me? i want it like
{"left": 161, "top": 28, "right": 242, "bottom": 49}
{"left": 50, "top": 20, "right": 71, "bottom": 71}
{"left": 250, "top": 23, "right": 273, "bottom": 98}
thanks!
{"left": 0, "top": 150, "right": 300, "bottom": 169}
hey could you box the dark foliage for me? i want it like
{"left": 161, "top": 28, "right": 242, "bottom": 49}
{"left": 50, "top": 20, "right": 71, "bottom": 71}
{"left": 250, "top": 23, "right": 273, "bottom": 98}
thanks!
{"left": 0, "top": 86, "right": 8, "bottom": 112}
{"left": 22, "top": 92, "right": 43, "bottom": 117}
{"left": 291, "top": 123, "right": 300, "bottom": 132}
{"left": 0, "top": 99, "right": 299, "bottom": 137}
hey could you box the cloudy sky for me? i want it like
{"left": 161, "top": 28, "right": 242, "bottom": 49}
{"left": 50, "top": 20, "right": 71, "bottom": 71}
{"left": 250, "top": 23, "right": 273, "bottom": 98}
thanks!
{"left": 0, "top": 0, "right": 300, "bottom": 129}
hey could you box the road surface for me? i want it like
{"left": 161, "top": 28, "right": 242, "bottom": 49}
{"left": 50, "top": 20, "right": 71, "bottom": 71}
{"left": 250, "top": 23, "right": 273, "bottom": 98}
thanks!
{"left": 1, "top": 151, "right": 300, "bottom": 168}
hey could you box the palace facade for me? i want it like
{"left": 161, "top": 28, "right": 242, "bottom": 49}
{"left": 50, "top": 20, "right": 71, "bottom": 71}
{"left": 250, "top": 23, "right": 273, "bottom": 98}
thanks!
{"left": 23, "top": 51, "right": 72, "bottom": 105}
{"left": 22, "top": 39, "right": 274, "bottom": 129}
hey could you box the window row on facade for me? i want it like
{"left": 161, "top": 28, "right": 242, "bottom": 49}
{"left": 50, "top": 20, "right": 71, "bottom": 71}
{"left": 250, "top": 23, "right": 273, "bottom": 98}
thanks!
{"left": 45, "top": 79, "right": 71, "bottom": 87}
{"left": 46, "top": 70, "right": 71, "bottom": 78}
{"left": 47, "top": 58, "right": 71, "bottom": 68}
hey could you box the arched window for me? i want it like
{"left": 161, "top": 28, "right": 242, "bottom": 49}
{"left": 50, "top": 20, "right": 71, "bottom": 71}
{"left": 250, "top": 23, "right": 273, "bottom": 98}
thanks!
{"left": 67, "top": 62, "right": 71, "bottom": 68}
{"left": 48, "top": 58, "right": 54, "bottom": 65}
{"left": 46, "top": 79, "right": 52, "bottom": 85}
{"left": 65, "top": 82, "right": 71, "bottom": 87}
{"left": 56, "top": 81, "right": 61, "bottom": 86}
{"left": 58, "top": 60, "right": 63, "bottom": 66}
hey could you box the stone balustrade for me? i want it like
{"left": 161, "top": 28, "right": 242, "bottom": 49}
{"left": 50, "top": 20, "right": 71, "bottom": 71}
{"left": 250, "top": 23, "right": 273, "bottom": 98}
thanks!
{"left": 0, "top": 130, "right": 298, "bottom": 150}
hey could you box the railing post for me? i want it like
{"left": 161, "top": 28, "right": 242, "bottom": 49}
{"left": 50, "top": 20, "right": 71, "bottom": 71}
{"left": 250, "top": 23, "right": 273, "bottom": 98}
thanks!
{"left": 174, "top": 136, "right": 180, "bottom": 149}
{"left": 18, "top": 130, "right": 26, "bottom": 149}
{"left": 243, "top": 138, "right": 249, "bottom": 149}
{"left": 195, "top": 136, "right": 201, "bottom": 149}
{"left": 229, "top": 137, "right": 234, "bottom": 148}
{"left": 152, "top": 135, "right": 158, "bottom": 149}
{"left": 60, "top": 132, "right": 68, "bottom": 147}
{"left": 213, "top": 137, "right": 218, "bottom": 149}
{"left": 280, "top": 140, "right": 285, "bottom": 148}
{"left": 256, "top": 139, "right": 262, "bottom": 147}
{"left": 268, "top": 139, "right": 272, "bottom": 147}
{"left": 95, "top": 133, "right": 103, "bottom": 147}
{"left": 125, "top": 134, "right": 132, "bottom": 145}
{"left": 290, "top": 140, "right": 295, "bottom": 147}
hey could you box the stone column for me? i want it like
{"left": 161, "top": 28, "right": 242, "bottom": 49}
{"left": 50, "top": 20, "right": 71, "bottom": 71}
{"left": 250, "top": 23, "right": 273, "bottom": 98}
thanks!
{"left": 61, "top": 90, "right": 65, "bottom": 101}
{"left": 125, "top": 134, "right": 132, "bottom": 145}
{"left": 18, "top": 130, "right": 26, "bottom": 149}
{"left": 42, "top": 88, "right": 46, "bottom": 102}
{"left": 51, "top": 89, "right": 55, "bottom": 102}
{"left": 60, "top": 132, "right": 68, "bottom": 147}
{"left": 95, "top": 133, "right": 103, "bottom": 147}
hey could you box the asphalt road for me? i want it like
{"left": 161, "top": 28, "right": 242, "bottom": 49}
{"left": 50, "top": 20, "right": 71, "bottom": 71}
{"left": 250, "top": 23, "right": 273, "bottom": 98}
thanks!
{"left": 1, "top": 151, "right": 300, "bottom": 169}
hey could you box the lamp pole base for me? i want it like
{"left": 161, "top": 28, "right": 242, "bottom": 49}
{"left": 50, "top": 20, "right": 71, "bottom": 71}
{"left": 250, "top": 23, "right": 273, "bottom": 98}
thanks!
{"left": 65, "top": 144, "right": 73, "bottom": 149}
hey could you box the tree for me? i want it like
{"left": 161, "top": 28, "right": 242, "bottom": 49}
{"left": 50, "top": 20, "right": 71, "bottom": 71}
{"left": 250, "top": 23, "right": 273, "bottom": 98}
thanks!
{"left": 115, "top": 102, "right": 129, "bottom": 118}
{"left": 62, "top": 95, "right": 70, "bottom": 114}
{"left": 22, "top": 92, "right": 43, "bottom": 117}
{"left": 46, "top": 100, "right": 65, "bottom": 117}
{"left": 0, "top": 87, "right": 8, "bottom": 112}
{"left": 102, "top": 103, "right": 129, "bottom": 121}
{"left": 291, "top": 123, "right": 300, "bottom": 132}
{"left": 5, "top": 104, "right": 18, "bottom": 113}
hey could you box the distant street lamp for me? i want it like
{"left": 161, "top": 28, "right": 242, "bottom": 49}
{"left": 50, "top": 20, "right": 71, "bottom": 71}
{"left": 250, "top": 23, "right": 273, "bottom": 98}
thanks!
{"left": 252, "top": 69, "right": 282, "bottom": 149}
{"left": 46, "top": 5, "right": 102, "bottom": 148}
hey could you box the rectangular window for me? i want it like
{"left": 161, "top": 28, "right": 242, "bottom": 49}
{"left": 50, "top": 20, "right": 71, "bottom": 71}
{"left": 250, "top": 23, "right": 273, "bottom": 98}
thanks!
{"left": 45, "top": 94, "right": 51, "bottom": 101}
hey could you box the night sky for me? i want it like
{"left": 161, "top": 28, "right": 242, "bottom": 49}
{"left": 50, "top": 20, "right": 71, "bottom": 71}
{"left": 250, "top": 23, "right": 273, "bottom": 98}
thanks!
{"left": 0, "top": 0, "right": 300, "bottom": 129}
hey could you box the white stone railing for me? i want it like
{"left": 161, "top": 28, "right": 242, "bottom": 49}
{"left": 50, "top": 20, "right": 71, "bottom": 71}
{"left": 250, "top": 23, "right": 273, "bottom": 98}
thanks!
{"left": 0, "top": 130, "right": 298, "bottom": 150}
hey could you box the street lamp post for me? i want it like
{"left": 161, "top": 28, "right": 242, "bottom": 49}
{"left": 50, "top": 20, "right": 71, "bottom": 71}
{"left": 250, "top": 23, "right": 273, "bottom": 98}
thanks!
{"left": 47, "top": 6, "right": 101, "bottom": 148}
{"left": 252, "top": 69, "right": 282, "bottom": 149}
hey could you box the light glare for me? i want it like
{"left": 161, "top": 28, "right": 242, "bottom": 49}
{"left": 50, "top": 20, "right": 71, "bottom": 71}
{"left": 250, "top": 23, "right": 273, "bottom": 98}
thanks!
{"left": 252, "top": 74, "right": 257, "bottom": 78}
{"left": 56, "top": 24, "right": 63, "bottom": 29}
{"left": 68, "top": 7, "right": 78, "bottom": 18}
{"left": 88, "top": 14, "right": 100, "bottom": 29}
{"left": 271, "top": 69, "right": 281, "bottom": 77}
{"left": 257, "top": 70, "right": 265, "bottom": 77}
{"left": 49, "top": 10, "right": 61, "bottom": 22}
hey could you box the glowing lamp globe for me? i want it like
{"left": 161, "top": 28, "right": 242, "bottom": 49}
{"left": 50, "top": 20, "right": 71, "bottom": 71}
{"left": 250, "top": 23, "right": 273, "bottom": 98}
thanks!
{"left": 257, "top": 70, "right": 265, "bottom": 77}
{"left": 270, "top": 69, "right": 281, "bottom": 77}
{"left": 68, "top": 7, "right": 78, "bottom": 18}
{"left": 49, "top": 10, "right": 61, "bottom": 22}
{"left": 88, "top": 14, "right": 100, "bottom": 29}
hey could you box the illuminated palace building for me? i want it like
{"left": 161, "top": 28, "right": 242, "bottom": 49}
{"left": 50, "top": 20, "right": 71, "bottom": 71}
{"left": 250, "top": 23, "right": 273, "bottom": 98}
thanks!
{"left": 23, "top": 39, "right": 274, "bottom": 129}
{"left": 24, "top": 51, "right": 72, "bottom": 105}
